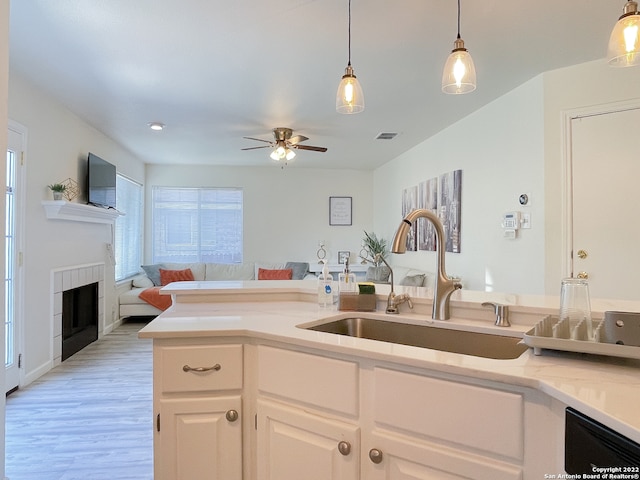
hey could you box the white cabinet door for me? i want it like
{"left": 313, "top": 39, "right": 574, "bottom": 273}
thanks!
{"left": 364, "top": 432, "right": 522, "bottom": 480}
{"left": 158, "top": 395, "right": 242, "bottom": 480}
{"left": 257, "top": 400, "right": 360, "bottom": 480}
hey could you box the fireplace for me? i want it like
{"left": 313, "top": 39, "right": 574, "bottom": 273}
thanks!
{"left": 52, "top": 263, "right": 104, "bottom": 365}
{"left": 62, "top": 282, "right": 98, "bottom": 361}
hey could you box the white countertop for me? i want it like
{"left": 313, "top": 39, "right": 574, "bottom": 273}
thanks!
{"left": 139, "top": 280, "right": 640, "bottom": 443}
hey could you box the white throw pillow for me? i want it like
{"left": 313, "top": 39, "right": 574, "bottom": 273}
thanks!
{"left": 205, "top": 263, "right": 255, "bottom": 281}
{"left": 132, "top": 274, "right": 154, "bottom": 288}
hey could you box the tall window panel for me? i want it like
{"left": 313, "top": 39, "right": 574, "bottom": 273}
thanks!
{"left": 152, "top": 187, "right": 243, "bottom": 264}
{"left": 115, "top": 174, "right": 143, "bottom": 281}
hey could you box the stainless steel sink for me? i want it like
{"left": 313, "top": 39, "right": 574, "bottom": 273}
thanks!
{"left": 301, "top": 317, "right": 527, "bottom": 360}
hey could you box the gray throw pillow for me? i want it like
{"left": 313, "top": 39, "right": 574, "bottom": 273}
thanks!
{"left": 141, "top": 264, "right": 165, "bottom": 286}
{"left": 285, "top": 262, "right": 310, "bottom": 280}
{"left": 399, "top": 274, "right": 426, "bottom": 287}
{"left": 365, "top": 266, "right": 391, "bottom": 283}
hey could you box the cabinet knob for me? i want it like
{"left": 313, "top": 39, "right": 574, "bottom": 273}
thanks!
{"left": 369, "top": 448, "right": 383, "bottom": 464}
{"left": 225, "top": 410, "right": 239, "bottom": 422}
{"left": 337, "top": 441, "right": 351, "bottom": 456}
{"left": 577, "top": 271, "right": 589, "bottom": 279}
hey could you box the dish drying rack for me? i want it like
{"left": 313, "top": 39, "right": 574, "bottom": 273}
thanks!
{"left": 523, "top": 314, "right": 640, "bottom": 360}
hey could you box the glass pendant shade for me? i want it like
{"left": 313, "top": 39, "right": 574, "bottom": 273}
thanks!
{"left": 442, "top": 37, "right": 477, "bottom": 94}
{"left": 608, "top": 1, "right": 640, "bottom": 67}
{"left": 336, "top": 65, "right": 365, "bottom": 114}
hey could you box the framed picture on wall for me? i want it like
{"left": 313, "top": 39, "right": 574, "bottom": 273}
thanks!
{"left": 338, "top": 251, "right": 350, "bottom": 264}
{"left": 329, "top": 196, "right": 352, "bottom": 226}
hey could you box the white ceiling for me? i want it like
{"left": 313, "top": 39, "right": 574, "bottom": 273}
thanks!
{"left": 8, "top": 1, "right": 619, "bottom": 170}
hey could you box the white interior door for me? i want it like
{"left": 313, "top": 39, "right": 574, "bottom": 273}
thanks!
{"left": 570, "top": 107, "right": 640, "bottom": 301}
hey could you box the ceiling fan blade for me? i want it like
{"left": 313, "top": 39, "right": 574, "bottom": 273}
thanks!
{"left": 293, "top": 144, "right": 328, "bottom": 153}
{"left": 243, "top": 136, "right": 273, "bottom": 144}
{"left": 289, "top": 135, "right": 309, "bottom": 145}
{"left": 241, "top": 145, "right": 272, "bottom": 151}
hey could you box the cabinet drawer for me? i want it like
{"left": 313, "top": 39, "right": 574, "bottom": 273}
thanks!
{"left": 373, "top": 367, "right": 523, "bottom": 460}
{"left": 160, "top": 344, "right": 243, "bottom": 393}
{"left": 257, "top": 345, "right": 359, "bottom": 416}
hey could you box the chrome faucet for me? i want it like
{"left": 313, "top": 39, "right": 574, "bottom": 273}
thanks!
{"left": 375, "top": 253, "right": 413, "bottom": 314}
{"left": 391, "top": 209, "right": 462, "bottom": 320}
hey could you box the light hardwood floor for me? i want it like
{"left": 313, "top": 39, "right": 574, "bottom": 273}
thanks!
{"left": 5, "top": 319, "right": 154, "bottom": 480}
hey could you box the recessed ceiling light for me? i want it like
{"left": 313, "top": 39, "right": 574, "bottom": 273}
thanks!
{"left": 148, "top": 122, "right": 165, "bottom": 131}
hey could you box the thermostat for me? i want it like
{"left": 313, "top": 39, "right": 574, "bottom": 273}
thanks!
{"left": 503, "top": 211, "right": 521, "bottom": 230}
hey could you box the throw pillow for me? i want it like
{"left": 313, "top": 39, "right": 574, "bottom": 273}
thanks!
{"left": 160, "top": 268, "right": 195, "bottom": 286}
{"left": 365, "top": 266, "right": 391, "bottom": 283}
{"left": 132, "top": 274, "right": 154, "bottom": 288}
{"left": 141, "top": 263, "right": 165, "bottom": 286}
{"left": 285, "top": 262, "right": 310, "bottom": 280}
{"left": 399, "top": 274, "right": 426, "bottom": 287}
{"left": 258, "top": 268, "right": 293, "bottom": 280}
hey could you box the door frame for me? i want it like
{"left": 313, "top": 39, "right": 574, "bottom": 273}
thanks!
{"left": 560, "top": 98, "right": 640, "bottom": 280}
{"left": 6, "top": 120, "right": 27, "bottom": 392}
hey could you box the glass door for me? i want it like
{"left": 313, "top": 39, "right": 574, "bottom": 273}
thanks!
{"left": 5, "top": 126, "right": 23, "bottom": 393}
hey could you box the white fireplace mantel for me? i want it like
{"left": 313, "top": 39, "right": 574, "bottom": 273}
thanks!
{"left": 42, "top": 200, "right": 123, "bottom": 224}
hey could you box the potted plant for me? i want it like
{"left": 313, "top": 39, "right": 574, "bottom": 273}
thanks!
{"left": 361, "top": 231, "right": 391, "bottom": 283}
{"left": 48, "top": 183, "right": 66, "bottom": 201}
{"left": 362, "top": 231, "right": 387, "bottom": 265}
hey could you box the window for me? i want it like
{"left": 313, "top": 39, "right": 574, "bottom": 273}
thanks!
{"left": 115, "top": 174, "right": 143, "bottom": 281}
{"left": 152, "top": 187, "right": 243, "bottom": 264}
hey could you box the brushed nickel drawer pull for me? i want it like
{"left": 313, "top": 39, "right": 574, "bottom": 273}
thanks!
{"left": 182, "top": 363, "right": 221, "bottom": 373}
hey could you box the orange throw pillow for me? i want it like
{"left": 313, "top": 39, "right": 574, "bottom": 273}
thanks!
{"left": 258, "top": 268, "right": 293, "bottom": 280}
{"left": 159, "top": 268, "right": 195, "bottom": 285}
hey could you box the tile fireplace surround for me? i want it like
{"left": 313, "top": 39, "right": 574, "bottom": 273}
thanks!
{"left": 51, "top": 263, "right": 104, "bottom": 366}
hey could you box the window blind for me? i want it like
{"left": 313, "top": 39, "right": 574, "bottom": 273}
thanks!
{"left": 115, "top": 174, "right": 143, "bottom": 281}
{"left": 152, "top": 187, "right": 243, "bottom": 264}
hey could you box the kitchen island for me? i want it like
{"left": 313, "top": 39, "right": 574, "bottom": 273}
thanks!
{"left": 139, "top": 280, "right": 640, "bottom": 479}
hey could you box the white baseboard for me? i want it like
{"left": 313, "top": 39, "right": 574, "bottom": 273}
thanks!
{"left": 21, "top": 359, "right": 54, "bottom": 388}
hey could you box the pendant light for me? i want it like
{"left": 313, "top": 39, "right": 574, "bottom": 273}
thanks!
{"left": 442, "top": 0, "right": 476, "bottom": 94}
{"left": 336, "top": 0, "right": 364, "bottom": 114}
{"left": 608, "top": 1, "right": 640, "bottom": 67}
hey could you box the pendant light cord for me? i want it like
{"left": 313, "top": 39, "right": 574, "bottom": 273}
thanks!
{"left": 457, "top": 0, "right": 461, "bottom": 40}
{"left": 347, "top": 0, "right": 352, "bottom": 66}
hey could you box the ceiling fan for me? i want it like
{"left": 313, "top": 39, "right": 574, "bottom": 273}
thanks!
{"left": 242, "top": 127, "right": 327, "bottom": 162}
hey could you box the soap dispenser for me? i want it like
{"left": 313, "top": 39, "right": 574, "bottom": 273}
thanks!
{"left": 338, "top": 257, "right": 357, "bottom": 293}
{"left": 318, "top": 261, "right": 334, "bottom": 307}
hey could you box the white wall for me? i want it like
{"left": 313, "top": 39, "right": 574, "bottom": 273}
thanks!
{"left": 145, "top": 165, "right": 373, "bottom": 266}
{"left": 373, "top": 78, "right": 546, "bottom": 294}
{"left": 8, "top": 73, "right": 146, "bottom": 385}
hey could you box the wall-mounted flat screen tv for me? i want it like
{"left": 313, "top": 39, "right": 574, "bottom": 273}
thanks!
{"left": 87, "top": 152, "right": 116, "bottom": 209}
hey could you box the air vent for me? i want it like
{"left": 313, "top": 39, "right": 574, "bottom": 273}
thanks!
{"left": 375, "top": 132, "right": 398, "bottom": 140}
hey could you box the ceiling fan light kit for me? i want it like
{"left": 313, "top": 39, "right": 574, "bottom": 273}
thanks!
{"left": 608, "top": 0, "right": 640, "bottom": 67}
{"left": 336, "top": 0, "right": 365, "bottom": 114}
{"left": 242, "top": 127, "right": 327, "bottom": 164}
{"left": 442, "top": 0, "right": 476, "bottom": 94}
